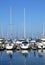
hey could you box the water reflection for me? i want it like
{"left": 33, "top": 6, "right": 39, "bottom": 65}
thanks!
{"left": 38, "top": 50, "right": 45, "bottom": 58}
{"left": 20, "top": 50, "right": 30, "bottom": 65}
{"left": 0, "top": 49, "right": 45, "bottom": 65}
{"left": 6, "top": 50, "right": 13, "bottom": 56}
{"left": 0, "top": 50, "right": 5, "bottom": 65}
{"left": 0, "top": 50, "right": 4, "bottom": 56}
{"left": 6, "top": 50, "right": 13, "bottom": 65}
{"left": 33, "top": 50, "right": 37, "bottom": 57}
{"left": 20, "top": 50, "right": 29, "bottom": 55}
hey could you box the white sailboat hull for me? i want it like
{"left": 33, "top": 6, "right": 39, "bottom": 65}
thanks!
{"left": 37, "top": 43, "right": 43, "bottom": 49}
{"left": 16, "top": 41, "right": 22, "bottom": 44}
{"left": 6, "top": 44, "right": 14, "bottom": 50}
{"left": 20, "top": 44, "right": 30, "bottom": 50}
{"left": 0, "top": 42, "right": 3, "bottom": 44}
{"left": 37, "top": 42, "right": 45, "bottom": 49}
{"left": 13, "top": 40, "right": 22, "bottom": 45}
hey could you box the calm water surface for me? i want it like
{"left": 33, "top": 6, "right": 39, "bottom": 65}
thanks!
{"left": 0, "top": 49, "right": 45, "bottom": 65}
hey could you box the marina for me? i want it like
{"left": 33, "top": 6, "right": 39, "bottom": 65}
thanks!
{"left": 0, "top": 0, "right": 45, "bottom": 65}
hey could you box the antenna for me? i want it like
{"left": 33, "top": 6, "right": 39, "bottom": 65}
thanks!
{"left": 24, "top": 8, "right": 26, "bottom": 39}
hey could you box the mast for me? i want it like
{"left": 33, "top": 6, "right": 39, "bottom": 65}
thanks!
{"left": 1, "top": 24, "right": 4, "bottom": 38}
{"left": 42, "top": 23, "right": 44, "bottom": 38}
{"left": 10, "top": 6, "right": 12, "bottom": 39}
{"left": 24, "top": 8, "right": 26, "bottom": 39}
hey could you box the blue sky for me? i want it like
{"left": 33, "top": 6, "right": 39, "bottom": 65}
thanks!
{"left": 0, "top": 0, "right": 45, "bottom": 39}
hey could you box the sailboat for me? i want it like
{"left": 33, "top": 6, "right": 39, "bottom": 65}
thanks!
{"left": 14, "top": 8, "right": 26, "bottom": 46}
{"left": 20, "top": 8, "right": 30, "bottom": 50}
{"left": 5, "top": 7, "right": 15, "bottom": 50}
{"left": 37, "top": 24, "right": 45, "bottom": 49}
{"left": 0, "top": 24, "right": 5, "bottom": 50}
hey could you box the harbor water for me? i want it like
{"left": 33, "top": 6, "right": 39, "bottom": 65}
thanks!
{"left": 0, "top": 49, "right": 45, "bottom": 65}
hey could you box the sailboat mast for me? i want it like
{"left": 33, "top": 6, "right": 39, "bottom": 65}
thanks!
{"left": 10, "top": 6, "right": 12, "bottom": 39}
{"left": 1, "top": 24, "right": 4, "bottom": 38}
{"left": 42, "top": 23, "right": 44, "bottom": 38}
{"left": 24, "top": 8, "right": 26, "bottom": 39}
